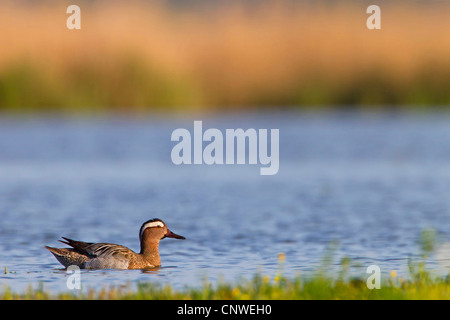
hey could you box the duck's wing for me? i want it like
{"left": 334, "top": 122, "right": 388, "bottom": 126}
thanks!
{"left": 84, "top": 242, "right": 133, "bottom": 258}
{"left": 59, "top": 237, "right": 94, "bottom": 256}
{"left": 59, "top": 237, "right": 133, "bottom": 259}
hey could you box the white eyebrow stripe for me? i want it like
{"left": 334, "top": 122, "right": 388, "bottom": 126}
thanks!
{"left": 140, "top": 221, "right": 165, "bottom": 238}
{"left": 145, "top": 221, "right": 164, "bottom": 228}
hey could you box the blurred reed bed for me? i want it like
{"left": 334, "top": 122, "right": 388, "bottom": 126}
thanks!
{"left": 1, "top": 1, "right": 450, "bottom": 113}
{"left": 2, "top": 254, "right": 450, "bottom": 300}
{"left": 3, "top": 273, "right": 450, "bottom": 300}
{"left": 1, "top": 229, "right": 447, "bottom": 299}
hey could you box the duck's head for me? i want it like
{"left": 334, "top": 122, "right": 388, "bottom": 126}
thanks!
{"left": 139, "top": 218, "right": 185, "bottom": 243}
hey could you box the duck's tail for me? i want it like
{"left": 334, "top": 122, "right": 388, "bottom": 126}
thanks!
{"left": 45, "top": 245, "right": 88, "bottom": 269}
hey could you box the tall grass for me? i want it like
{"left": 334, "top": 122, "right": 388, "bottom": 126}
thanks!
{"left": 1, "top": 1, "right": 450, "bottom": 112}
{"left": 2, "top": 229, "right": 449, "bottom": 300}
{"left": 2, "top": 259, "right": 449, "bottom": 300}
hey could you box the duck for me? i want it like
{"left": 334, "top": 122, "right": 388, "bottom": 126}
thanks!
{"left": 45, "top": 218, "right": 185, "bottom": 269}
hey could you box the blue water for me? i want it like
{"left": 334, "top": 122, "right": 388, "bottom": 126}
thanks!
{"left": 1, "top": 111, "right": 450, "bottom": 293}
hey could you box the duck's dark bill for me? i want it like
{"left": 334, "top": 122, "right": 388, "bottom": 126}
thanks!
{"left": 165, "top": 230, "right": 186, "bottom": 240}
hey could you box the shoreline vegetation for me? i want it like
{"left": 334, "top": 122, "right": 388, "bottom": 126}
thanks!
{"left": 1, "top": 1, "right": 450, "bottom": 113}
{"left": 1, "top": 261, "right": 449, "bottom": 300}
{"left": 2, "top": 230, "right": 449, "bottom": 300}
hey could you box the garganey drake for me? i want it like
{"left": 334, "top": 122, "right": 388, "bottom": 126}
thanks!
{"left": 45, "top": 218, "right": 185, "bottom": 269}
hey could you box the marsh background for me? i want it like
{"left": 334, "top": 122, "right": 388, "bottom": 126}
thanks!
{"left": 1, "top": 0, "right": 450, "bottom": 293}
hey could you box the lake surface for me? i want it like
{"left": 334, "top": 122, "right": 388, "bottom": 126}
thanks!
{"left": 1, "top": 111, "right": 450, "bottom": 293}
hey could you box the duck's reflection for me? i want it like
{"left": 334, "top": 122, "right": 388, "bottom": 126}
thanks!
{"left": 141, "top": 265, "right": 177, "bottom": 274}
